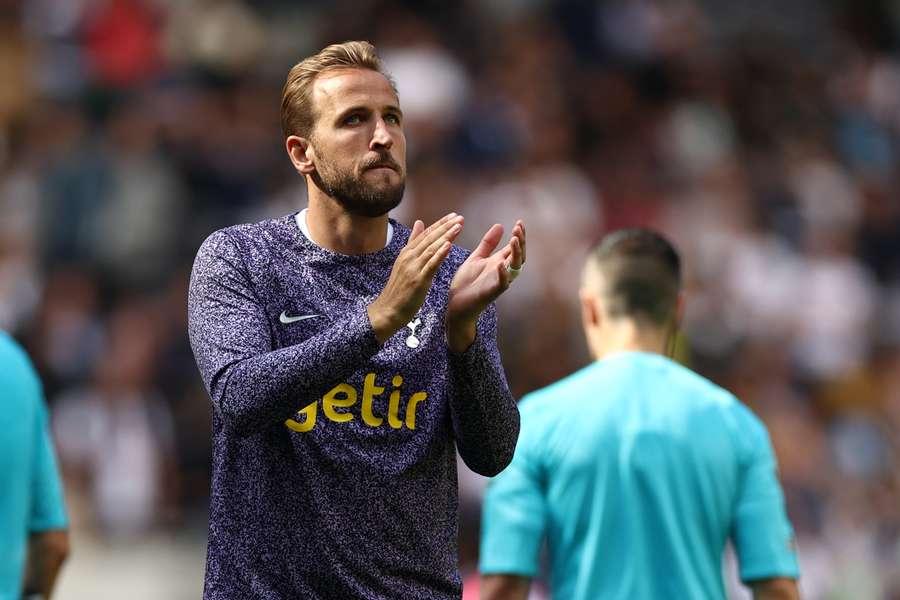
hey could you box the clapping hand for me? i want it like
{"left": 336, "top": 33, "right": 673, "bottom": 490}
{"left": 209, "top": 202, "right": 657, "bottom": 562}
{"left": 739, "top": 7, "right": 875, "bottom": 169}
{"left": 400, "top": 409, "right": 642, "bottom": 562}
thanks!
{"left": 368, "top": 213, "right": 464, "bottom": 343}
{"left": 446, "top": 220, "right": 526, "bottom": 352}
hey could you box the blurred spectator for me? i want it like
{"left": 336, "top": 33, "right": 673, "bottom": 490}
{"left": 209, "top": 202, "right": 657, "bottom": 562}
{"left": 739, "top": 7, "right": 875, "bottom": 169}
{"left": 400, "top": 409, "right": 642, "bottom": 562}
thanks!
{"left": 52, "top": 300, "right": 175, "bottom": 538}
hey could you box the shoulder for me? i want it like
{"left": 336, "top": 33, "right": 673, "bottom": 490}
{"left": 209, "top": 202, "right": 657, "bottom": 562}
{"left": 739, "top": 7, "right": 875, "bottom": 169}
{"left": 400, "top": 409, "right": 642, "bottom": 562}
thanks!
{"left": 643, "top": 354, "right": 739, "bottom": 407}
{"left": 194, "top": 215, "right": 295, "bottom": 269}
{"left": 0, "top": 331, "right": 32, "bottom": 370}
{"left": 0, "top": 331, "right": 41, "bottom": 395}
{"left": 659, "top": 358, "right": 769, "bottom": 446}
{"left": 517, "top": 363, "right": 602, "bottom": 433}
{"left": 202, "top": 215, "right": 291, "bottom": 253}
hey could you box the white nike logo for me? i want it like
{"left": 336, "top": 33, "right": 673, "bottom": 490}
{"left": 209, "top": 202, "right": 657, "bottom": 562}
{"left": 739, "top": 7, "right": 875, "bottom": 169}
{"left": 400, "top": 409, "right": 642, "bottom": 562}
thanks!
{"left": 279, "top": 312, "right": 321, "bottom": 324}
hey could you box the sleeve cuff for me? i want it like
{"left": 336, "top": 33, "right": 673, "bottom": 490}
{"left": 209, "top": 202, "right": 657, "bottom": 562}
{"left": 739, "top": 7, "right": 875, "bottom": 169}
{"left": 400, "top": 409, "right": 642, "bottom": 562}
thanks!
{"left": 447, "top": 326, "right": 488, "bottom": 365}
{"left": 479, "top": 558, "right": 539, "bottom": 578}
{"left": 29, "top": 517, "right": 69, "bottom": 532}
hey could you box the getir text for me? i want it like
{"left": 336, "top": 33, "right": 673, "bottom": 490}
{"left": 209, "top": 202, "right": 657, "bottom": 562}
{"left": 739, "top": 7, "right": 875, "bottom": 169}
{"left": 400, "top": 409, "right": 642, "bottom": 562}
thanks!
{"left": 285, "top": 373, "right": 428, "bottom": 433}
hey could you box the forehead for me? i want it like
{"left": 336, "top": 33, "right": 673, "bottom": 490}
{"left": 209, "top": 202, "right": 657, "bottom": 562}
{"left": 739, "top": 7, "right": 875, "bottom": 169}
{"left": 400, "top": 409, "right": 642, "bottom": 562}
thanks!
{"left": 312, "top": 68, "right": 399, "bottom": 117}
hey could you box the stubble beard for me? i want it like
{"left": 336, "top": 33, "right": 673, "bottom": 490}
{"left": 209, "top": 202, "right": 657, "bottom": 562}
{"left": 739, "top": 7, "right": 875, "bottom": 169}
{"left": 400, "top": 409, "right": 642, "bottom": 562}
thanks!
{"left": 312, "top": 152, "right": 405, "bottom": 218}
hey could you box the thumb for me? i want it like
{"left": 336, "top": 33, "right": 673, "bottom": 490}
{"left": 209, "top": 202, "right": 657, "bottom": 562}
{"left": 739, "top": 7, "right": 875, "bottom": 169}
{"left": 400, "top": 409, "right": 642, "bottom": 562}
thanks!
{"left": 472, "top": 224, "right": 504, "bottom": 258}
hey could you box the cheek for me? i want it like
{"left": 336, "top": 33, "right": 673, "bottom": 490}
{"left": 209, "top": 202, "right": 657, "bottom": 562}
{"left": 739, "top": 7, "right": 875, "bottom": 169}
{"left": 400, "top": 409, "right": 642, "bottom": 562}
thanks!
{"left": 393, "top": 132, "right": 407, "bottom": 162}
{"left": 315, "top": 139, "right": 355, "bottom": 169}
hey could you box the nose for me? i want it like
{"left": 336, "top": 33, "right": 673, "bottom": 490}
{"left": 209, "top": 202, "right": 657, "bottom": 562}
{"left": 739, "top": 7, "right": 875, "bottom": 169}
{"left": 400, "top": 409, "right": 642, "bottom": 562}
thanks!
{"left": 370, "top": 117, "right": 394, "bottom": 150}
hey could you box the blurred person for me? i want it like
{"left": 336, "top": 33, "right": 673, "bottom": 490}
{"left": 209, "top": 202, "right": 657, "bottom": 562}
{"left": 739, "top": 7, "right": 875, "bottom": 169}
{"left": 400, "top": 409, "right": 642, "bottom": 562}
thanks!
{"left": 81, "top": 0, "right": 163, "bottom": 88}
{"left": 26, "top": 268, "right": 105, "bottom": 393}
{"left": 163, "top": 0, "right": 266, "bottom": 76}
{"left": 0, "top": 332, "right": 68, "bottom": 599}
{"left": 52, "top": 300, "right": 175, "bottom": 537}
{"left": 188, "top": 41, "right": 524, "bottom": 599}
{"left": 479, "top": 229, "right": 800, "bottom": 600}
{"left": 92, "top": 99, "right": 185, "bottom": 287}
{"left": 789, "top": 226, "right": 877, "bottom": 381}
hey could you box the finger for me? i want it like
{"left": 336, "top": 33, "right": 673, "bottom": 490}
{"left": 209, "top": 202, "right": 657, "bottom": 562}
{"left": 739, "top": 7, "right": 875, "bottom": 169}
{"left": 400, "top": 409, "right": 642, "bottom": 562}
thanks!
{"left": 419, "top": 222, "right": 462, "bottom": 264}
{"left": 410, "top": 219, "right": 425, "bottom": 241}
{"left": 411, "top": 215, "right": 464, "bottom": 255}
{"left": 408, "top": 213, "right": 456, "bottom": 248}
{"left": 514, "top": 220, "right": 526, "bottom": 264}
{"left": 473, "top": 224, "right": 504, "bottom": 259}
{"left": 422, "top": 239, "right": 454, "bottom": 277}
{"left": 422, "top": 213, "right": 458, "bottom": 238}
{"left": 509, "top": 236, "right": 523, "bottom": 269}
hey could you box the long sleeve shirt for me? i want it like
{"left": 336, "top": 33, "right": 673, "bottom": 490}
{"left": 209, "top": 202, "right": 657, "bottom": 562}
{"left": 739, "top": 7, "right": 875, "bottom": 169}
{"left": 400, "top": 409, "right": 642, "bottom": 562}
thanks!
{"left": 188, "top": 213, "right": 519, "bottom": 599}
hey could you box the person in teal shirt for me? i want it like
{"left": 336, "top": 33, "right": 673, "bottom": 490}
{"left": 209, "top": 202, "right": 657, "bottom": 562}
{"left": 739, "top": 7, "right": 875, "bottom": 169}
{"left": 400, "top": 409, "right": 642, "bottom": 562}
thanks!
{"left": 0, "top": 332, "right": 69, "bottom": 600}
{"left": 479, "top": 229, "right": 800, "bottom": 600}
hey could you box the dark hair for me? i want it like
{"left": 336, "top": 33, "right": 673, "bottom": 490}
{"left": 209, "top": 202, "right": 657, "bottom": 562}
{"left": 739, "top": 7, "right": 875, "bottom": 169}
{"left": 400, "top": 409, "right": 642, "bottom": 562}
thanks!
{"left": 586, "top": 228, "right": 682, "bottom": 326}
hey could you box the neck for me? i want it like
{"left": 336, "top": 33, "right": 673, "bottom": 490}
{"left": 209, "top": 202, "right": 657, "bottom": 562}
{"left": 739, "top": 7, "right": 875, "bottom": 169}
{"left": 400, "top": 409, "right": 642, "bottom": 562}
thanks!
{"left": 305, "top": 188, "right": 389, "bottom": 255}
{"left": 589, "top": 319, "right": 672, "bottom": 361}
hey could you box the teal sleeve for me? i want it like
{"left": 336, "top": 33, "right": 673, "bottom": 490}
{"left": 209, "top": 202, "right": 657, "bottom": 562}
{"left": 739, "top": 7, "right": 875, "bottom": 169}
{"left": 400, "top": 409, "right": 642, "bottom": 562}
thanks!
{"left": 732, "top": 417, "right": 799, "bottom": 582}
{"left": 29, "top": 402, "right": 68, "bottom": 532}
{"left": 479, "top": 437, "right": 546, "bottom": 577}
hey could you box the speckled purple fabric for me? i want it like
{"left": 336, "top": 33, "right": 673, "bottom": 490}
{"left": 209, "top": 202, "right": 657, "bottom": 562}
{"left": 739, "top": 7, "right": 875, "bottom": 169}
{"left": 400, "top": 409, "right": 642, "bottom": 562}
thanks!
{"left": 187, "top": 213, "right": 519, "bottom": 599}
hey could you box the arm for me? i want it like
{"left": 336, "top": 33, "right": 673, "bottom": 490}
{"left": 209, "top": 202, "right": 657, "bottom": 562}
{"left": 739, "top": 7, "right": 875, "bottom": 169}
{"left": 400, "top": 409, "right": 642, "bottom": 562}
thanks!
{"left": 750, "top": 577, "right": 800, "bottom": 600}
{"left": 188, "top": 230, "right": 382, "bottom": 437}
{"left": 731, "top": 408, "right": 800, "bottom": 589}
{"left": 479, "top": 417, "right": 546, "bottom": 593}
{"left": 25, "top": 391, "right": 69, "bottom": 598}
{"left": 447, "top": 304, "right": 519, "bottom": 476}
{"left": 23, "top": 530, "right": 69, "bottom": 599}
{"left": 189, "top": 217, "right": 464, "bottom": 437}
{"left": 480, "top": 574, "right": 531, "bottom": 600}
{"left": 445, "top": 220, "right": 525, "bottom": 475}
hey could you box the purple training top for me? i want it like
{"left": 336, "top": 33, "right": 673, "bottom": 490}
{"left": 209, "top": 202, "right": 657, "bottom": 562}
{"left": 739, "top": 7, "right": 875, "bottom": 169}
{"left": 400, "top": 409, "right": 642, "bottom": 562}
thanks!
{"left": 188, "top": 213, "right": 520, "bottom": 599}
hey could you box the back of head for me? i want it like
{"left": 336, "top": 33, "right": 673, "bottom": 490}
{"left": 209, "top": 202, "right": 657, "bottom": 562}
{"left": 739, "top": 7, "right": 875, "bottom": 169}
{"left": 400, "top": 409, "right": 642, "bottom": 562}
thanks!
{"left": 583, "top": 228, "right": 682, "bottom": 329}
{"left": 280, "top": 40, "right": 395, "bottom": 139}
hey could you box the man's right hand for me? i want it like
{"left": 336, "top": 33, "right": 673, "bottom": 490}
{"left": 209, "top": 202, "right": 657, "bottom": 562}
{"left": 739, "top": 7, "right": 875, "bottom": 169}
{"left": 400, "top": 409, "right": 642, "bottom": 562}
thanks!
{"left": 367, "top": 213, "right": 464, "bottom": 344}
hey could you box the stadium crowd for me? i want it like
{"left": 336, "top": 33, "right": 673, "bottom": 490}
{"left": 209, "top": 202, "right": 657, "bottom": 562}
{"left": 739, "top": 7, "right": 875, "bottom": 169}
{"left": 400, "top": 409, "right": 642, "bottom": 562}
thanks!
{"left": 1, "top": 0, "right": 899, "bottom": 597}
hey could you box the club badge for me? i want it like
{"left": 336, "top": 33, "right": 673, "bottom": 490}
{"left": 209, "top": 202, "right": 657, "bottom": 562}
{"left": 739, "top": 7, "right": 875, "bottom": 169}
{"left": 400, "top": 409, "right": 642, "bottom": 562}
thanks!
{"left": 406, "top": 317, "right": 422, "bottom": 348}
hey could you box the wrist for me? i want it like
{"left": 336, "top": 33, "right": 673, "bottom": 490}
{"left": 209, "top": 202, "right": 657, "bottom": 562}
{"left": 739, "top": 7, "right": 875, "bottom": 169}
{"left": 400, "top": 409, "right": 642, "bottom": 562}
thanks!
{"left": 445, "top": 316, "right": 477, "bottom": 353}
{"left": 367, "top": 301, "right": 403, "bottom": 344}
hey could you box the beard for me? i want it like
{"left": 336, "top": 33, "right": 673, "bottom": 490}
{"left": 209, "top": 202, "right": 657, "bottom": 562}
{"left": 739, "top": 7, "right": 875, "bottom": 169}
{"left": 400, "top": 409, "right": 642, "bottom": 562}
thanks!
{"left": 312, "top": 151, "right": 405, "bottom": 218}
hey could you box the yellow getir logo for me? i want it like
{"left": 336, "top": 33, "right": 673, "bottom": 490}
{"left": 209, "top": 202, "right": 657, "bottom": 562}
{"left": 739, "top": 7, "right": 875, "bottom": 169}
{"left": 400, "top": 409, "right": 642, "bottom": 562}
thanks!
{"left": 285, "top": 373, "right": 428, "bottom": 433}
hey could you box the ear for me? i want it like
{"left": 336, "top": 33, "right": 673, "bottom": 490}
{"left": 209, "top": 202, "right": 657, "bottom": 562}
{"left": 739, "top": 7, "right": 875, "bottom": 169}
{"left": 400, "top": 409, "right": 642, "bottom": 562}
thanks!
{"left": 286, "top": 135, "right": 316, "bottom": 175}
{"left": 579, "top": 289, "right": 601, "bottom": 330}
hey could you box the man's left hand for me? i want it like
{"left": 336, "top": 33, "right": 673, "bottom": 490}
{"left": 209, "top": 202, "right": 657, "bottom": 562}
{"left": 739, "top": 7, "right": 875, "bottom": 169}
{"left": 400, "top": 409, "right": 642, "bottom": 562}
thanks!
{"left": 446, "top": 219, "right": 526, "bottom": 353}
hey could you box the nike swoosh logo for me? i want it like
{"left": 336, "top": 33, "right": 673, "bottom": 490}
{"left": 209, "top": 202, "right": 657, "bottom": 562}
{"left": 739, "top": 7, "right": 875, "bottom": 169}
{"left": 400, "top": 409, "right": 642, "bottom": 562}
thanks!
{"left": 279, "top": 312, "right": 321, "bottom": 324}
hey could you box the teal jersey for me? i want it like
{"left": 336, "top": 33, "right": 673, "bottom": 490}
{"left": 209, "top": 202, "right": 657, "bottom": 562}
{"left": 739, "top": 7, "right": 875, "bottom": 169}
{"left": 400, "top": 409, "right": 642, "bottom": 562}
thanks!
{"left": 480, "top": 352, "right": 798, "bottom": 600}
{"left": 0, "top": 333, "right": 68, "bottom": 599}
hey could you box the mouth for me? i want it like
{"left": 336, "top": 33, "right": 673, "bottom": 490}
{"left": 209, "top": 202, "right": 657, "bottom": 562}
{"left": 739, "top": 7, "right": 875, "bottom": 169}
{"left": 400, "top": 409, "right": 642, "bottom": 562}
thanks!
{"left": 365, "top": 163, "right": 398, "bottom": 173}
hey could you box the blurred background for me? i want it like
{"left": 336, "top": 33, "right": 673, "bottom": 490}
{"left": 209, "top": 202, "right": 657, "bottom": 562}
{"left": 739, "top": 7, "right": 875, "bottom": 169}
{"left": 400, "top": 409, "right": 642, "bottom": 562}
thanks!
{"left": 1, "top": 0, "right": 899, "bottom": 598}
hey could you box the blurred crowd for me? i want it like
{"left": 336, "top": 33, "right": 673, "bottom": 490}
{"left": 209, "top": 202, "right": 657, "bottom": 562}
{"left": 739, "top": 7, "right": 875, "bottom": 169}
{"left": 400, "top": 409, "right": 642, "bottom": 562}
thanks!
{"left": 1, "top": 0, "right": 899, "bottom": 597}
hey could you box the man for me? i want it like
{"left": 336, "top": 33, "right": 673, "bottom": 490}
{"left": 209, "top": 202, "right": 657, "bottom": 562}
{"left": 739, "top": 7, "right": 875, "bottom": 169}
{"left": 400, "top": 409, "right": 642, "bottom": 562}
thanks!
{"left": 479, "top": 229, "right": 800, "bottom": 600}
{"left": 188, "top": 41, "right": 524, "bottom": 599}
{"left": 0, "top": 332, "right": 69, "bottom": 600}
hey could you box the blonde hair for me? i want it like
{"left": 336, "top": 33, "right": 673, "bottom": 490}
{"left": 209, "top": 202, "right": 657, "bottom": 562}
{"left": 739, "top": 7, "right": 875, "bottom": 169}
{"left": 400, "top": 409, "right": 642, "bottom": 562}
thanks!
{"left": 280, "top": 40, "right": 395, "bottom": 139}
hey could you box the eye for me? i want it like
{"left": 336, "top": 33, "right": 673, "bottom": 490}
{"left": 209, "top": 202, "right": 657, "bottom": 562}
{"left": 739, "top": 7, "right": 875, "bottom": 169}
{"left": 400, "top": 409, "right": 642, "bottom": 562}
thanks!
{"left": 385, "top": 113, "right": 401, "bottom": 125}
{"left": 344, "top": 114, "right": 363, "bottom": 126}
